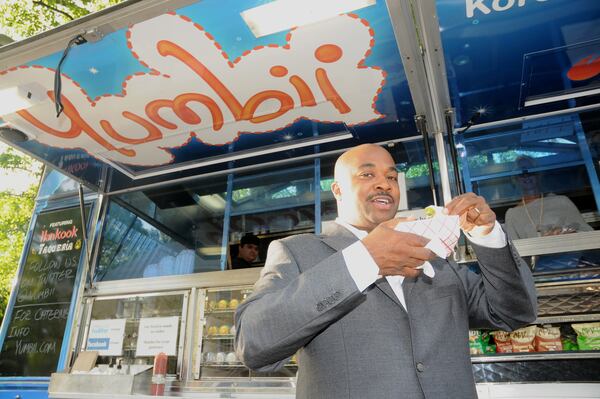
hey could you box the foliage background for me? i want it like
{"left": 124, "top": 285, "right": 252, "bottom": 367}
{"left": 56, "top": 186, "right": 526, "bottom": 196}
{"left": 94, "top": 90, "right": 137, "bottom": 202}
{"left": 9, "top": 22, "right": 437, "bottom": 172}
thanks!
{"left": 0, "top": 150, "right": 40, "bottom": 321}
{"left": 0, "top": 0, "right": 121, "bottom": 39}
{"left": 0, "top": 0, "right": 121, "bottom": 321}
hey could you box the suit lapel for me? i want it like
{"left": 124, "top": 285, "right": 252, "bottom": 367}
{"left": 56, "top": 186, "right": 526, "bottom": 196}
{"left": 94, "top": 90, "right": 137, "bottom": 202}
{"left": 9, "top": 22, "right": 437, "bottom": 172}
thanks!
{"left": 402, "top": 276, "right": 417, "bottom": 308}
{"left": 374, "top": 278, "right": 406, "bottom": 311}
{"left": 321, "top": 221, "right": 412, "bottom": 313}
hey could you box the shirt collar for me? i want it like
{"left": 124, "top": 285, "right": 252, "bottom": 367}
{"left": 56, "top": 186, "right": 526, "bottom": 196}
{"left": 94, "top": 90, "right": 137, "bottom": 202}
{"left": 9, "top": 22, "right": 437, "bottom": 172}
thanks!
{"left": 335, "top": 218, "right": 368, "bottom": 239}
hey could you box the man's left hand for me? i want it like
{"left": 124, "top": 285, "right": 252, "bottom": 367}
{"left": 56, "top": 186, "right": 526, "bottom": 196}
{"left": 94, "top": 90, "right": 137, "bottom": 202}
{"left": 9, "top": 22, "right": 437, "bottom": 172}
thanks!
{"left": 444, "top": 193, "right": 496, "bottom": 237}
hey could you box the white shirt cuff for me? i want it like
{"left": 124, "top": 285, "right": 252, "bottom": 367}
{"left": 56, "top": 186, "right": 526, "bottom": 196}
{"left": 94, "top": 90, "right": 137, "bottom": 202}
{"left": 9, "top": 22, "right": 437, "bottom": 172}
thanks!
{"left": 466, "top": 221, "right": 507, "bottom": 249}
{"left": 343, "top": 241, "right": 380, "bottom": 292}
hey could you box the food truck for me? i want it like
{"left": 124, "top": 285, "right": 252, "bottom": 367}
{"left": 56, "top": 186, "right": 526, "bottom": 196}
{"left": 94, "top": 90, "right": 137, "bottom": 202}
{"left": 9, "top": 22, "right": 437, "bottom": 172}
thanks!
{"left": 0, "top": 0, "right": 599, "bottom": 397}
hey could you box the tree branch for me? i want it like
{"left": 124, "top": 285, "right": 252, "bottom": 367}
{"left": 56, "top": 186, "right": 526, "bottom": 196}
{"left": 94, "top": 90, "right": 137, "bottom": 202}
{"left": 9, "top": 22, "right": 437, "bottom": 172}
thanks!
{"left": 33, "top": 1, "right": 75, "bottom": 20}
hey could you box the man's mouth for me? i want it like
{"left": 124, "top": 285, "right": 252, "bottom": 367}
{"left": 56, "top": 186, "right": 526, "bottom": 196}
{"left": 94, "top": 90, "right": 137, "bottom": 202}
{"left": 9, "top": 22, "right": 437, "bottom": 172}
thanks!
{"left": 369, "top": 195, "right": 394, "bottom": 210}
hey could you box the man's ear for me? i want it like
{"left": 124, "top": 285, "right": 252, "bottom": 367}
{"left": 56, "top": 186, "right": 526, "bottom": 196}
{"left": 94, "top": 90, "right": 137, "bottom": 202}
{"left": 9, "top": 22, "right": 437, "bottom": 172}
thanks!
{"left": 331, "top": 181, "right": 342, "bottom": 201}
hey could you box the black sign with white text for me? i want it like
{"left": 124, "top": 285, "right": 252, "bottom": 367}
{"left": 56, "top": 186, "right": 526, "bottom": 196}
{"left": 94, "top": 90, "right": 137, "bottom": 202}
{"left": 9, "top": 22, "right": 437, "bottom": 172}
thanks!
{"left": 0, "top": 207, "right": 86, "bottom": 377}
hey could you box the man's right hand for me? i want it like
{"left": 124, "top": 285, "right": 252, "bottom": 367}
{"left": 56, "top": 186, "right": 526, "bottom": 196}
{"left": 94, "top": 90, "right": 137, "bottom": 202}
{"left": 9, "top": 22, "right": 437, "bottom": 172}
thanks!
{"left": 361, "top": 218, "right": 436, "bottom": 278}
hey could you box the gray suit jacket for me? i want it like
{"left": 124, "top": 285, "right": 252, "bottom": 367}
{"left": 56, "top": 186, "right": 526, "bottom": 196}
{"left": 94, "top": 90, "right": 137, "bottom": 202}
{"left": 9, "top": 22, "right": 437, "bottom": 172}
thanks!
{"left": 235, "top": 222, "right": 537, "bottom": 399}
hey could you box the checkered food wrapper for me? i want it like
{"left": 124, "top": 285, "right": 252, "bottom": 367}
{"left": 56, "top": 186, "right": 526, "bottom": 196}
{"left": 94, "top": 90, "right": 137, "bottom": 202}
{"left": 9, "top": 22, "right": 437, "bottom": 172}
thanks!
{"left": 394, "top": 206, "right": 460, "bottom": 277}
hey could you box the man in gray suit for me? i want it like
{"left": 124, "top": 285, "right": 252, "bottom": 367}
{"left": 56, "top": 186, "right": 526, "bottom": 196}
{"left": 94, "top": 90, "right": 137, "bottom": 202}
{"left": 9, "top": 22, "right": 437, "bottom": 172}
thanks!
{"left": 235, "top": 144, "right": 537, "bottom": 398}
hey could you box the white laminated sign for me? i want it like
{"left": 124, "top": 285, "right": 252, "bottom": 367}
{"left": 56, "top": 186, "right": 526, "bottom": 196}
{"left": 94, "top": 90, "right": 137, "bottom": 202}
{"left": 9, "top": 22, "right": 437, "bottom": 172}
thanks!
{"left": 135, "top": 316, "right": 180, "bottom": 357}
{"left": 86, "top": 319, "right": 127, "bottom": 356}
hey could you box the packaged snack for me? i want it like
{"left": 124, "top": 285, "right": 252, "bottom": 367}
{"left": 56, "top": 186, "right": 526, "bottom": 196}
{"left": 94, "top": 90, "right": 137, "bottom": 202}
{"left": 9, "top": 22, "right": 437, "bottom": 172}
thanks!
{"left": 492, "top": 330, "right": 513, "bottom": 353}
{"left": 572, "top": 322, "right": 600, "bottom": 350}
{"left": 469, "top": 330, "right": 491, "bottom": 355}
{"left": 559, "top": 324, "right": 579, "bottom": 351}
{"left": 485, "top": 343, "right": 496, "bottom": 354}
{"left": 561, "top": 336, "right": 579, "bottom": 351}
{"left": 534, "top": 326, "right": 562, "bottom": 352}
{"left": 510, "top": 325, "right": 536, "bottom": 352}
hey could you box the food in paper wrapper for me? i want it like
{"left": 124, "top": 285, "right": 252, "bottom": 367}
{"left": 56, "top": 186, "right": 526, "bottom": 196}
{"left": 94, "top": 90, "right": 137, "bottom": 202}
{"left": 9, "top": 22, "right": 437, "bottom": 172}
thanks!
{"left": 534, "top": 326, "right": 562, "bottom": 352}
{"left": 492, "top": 330, "right": 513, "bottom": 353}
{"left": 395, "top": 206, "right": 460, "bottom": 258}
{"left": 572, "top": 322, "right": 600, "bottom": 350}
{"left": 510, "top": 326, "right": 536, "bottom": 352}
{"left": 424, "top": 206, "right": 437, "bottom": 218}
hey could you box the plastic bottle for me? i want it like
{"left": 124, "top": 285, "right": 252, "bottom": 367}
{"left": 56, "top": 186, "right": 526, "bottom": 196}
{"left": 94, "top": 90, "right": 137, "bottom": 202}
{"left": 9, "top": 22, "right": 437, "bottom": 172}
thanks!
{"left": 151, "top": 352, "right": 168, "bottom": 395}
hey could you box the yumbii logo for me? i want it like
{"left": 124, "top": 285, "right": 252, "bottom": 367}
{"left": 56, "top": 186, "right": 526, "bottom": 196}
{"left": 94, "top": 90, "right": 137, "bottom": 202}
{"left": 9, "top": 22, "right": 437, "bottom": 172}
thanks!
{"left": 0, "top": 13, "right": 386, "bottom": 166}
{"left": 466, "top": 0, "right": 549, "bottom": 18}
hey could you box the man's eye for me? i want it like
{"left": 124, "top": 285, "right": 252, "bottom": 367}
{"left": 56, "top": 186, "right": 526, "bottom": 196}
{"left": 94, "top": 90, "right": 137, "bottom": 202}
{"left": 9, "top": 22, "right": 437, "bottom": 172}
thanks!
{"left": 387, "top": 176, "right": 398, "bottom": 181}
{"left": 360, "top": 172, "right": 374, "bottom": 178}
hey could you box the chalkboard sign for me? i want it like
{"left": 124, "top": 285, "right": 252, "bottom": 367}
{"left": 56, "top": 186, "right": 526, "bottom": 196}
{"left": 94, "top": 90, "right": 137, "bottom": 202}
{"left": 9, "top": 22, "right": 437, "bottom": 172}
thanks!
{"left": 0, "top": 207, "right": 86, "bottom": 377}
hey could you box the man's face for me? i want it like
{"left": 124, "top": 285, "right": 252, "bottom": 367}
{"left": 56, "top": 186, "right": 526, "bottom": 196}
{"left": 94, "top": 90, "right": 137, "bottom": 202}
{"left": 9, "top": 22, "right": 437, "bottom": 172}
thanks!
{"left": 332, "top": 146, "right": 400, "bottom": 231}
{"left": 238, "top": 243, "right": 259, "bottom": 263}
{"left": 516, "top": 172, "right": 540, "bottom": 195}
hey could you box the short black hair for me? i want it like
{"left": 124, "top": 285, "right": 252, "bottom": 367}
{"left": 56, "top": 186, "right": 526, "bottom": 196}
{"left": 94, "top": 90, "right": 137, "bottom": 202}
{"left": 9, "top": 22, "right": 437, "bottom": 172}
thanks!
{"left": 240, "top": 233, "right": 260, "bottom": 247}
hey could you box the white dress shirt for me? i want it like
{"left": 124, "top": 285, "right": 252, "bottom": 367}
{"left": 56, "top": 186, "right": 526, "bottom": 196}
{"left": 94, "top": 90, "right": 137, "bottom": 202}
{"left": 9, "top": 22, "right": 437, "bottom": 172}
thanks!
{"left": 338, "top": 218, "right": 507, "bottom": 310}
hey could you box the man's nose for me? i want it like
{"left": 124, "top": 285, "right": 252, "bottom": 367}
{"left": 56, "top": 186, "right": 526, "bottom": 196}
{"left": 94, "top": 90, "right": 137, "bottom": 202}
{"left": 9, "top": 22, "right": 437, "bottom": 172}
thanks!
{"left": 375, "top": 176, "right": 392, "bottom": 190}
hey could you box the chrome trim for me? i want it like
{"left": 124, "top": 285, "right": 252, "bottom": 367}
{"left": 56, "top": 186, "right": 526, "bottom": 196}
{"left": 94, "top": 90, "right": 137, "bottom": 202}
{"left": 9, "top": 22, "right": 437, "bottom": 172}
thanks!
{"left": 87, "top": 269, "right": 261, "bottom": 297}
{"left": 182, "top": 288, "right": 197, "bottom": 381}
{"left": 177, "top": 291, "right": 190, "bottom": 379}
{"left": 63, "top": 195, "right": 103, "bottom": 370}
{"left": 536, "top": 282, "right": 600, "bottom": 295}
{"left": 91, "top": 290, "right": 189, "bottom": 301}
{"left": 78, "top": 297, "right": 95, "bottom": 362}
{"left": 535, "top": 313, "right": 600, "bottom": 325}
{"left": 471, "top": 352, "right": 600, "bottom": 363}
{"left": 385, "top": 0, "right": 453, "bottom": 204}
{"left": 524, "top": 87, "right": 600, "bottom": 107}
{"left": 193, "top": 289, "right": 206, "bottom": 380}
{"left": 512, "top": 231, "right": 600, "bottom": 257}
{"left": 455, "top": 103, "right": 600, "bottom": 134}
{"left": 105, "top": 135, "right": 423, "bottom": 196}
{"left": 114, "top": 132, "right": 354, "bottom": 180}
{"left": 536, "top": 279, "right": 600, "bottom": 290}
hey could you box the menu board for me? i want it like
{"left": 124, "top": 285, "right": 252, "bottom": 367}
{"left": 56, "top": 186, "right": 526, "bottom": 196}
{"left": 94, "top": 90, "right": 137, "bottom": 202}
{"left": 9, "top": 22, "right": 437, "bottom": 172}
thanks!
{"left": 0, "top": 207, "right": 86, "bottom": 377}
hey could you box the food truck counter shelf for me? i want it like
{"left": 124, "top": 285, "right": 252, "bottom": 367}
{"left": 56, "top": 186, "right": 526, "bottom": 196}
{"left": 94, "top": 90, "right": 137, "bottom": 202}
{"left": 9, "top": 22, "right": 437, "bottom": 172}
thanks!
{"left": 512, "top": 231, "right": 600, "bottom": 257}
{"left": 202, "top": 335, "right": 235, "bottom": 340}
{"left": 535, "top": 313, "right": 600, "bottom": 325}
{"left": 471, "top": 350, "right": 600, "bottom": 363}
{"left": 50, "top": 393, "right": 294, "bottom": 399}
{"left": 49, "top": 366, "right": 153, "bottom": 396}
{"left": 204, "top": 309, "right": 237, "bottom": 315}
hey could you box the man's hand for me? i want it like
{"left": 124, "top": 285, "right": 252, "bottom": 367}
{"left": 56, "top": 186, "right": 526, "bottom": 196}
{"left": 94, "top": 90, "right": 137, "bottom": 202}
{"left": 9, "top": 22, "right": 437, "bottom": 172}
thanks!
{"left": 444, "top": 193, "right": 496, "bottom": 237}
{"left": 361, "top": 218, "right": 436, "bottom": 278}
